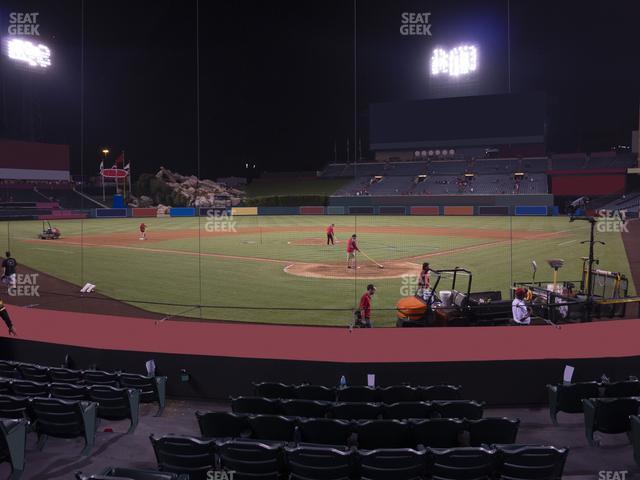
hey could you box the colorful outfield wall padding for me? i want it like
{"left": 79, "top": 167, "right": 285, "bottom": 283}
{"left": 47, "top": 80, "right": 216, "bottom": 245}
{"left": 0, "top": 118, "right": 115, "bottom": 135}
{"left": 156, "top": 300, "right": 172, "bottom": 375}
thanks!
{"left": 231, "top": 207, "right": 259, "bottom": 216}
{"left": 478, "top": 206, "right": 510, "bottom": 216}
{"left": 257, "top": 207, "right": 300, "bottom": 215}
{"left": 95, "top": 208, "right": 128, "bottom": 218}
{"left": 410, "top": 206, "right": 440, "bottom": 216}
{"left": 169, "top": 207, "right": 196, "bottom": 217}
{"left": 378, "top": 206, "right": 407, "bottom": 215}
{"left": 131, "top": 208, "right": 158, "bottom": 218}
{"left": 444, "top": 206, "right": 474, "bottom": 216}
{"left": 326, "top": 206, "right": 345, "bottom": 215}
{"left": 299, "top": 206, "right": 325, "bottom": 215}
{"left": 515, "top": 206, "right": 549, "bottom": 216}
{"left": 348, "top": 206, "right": 375, "bottom": 215}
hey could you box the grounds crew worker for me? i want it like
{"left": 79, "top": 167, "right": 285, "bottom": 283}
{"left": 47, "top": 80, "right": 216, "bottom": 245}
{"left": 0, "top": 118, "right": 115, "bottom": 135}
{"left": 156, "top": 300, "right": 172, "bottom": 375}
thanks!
{"left": 0, "top": 298, "right": 16, "bottom": 336}
{"left": 354, "top": 284, "right": 376, "bottom": 328}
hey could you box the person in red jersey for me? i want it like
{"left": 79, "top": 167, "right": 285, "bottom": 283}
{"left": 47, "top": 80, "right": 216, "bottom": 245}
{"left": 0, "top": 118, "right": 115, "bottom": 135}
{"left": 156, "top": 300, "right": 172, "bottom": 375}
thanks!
{"left": 354, "top": 284, "right": 376, "bottom": 328}
{"left": 346, "top": 234, "right": 360, "bottom": 269}
{"left": 326, "top": 223, "right": 336, "bottom": 245}
{"left": 139, "top": 222, "right": 147, "bottom": 240}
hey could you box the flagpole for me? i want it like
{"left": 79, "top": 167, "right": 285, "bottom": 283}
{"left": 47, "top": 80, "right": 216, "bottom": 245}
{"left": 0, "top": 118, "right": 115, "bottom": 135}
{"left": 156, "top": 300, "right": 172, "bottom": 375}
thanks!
{"left": 123, "top": 151, "right": 126, "bottom": 200}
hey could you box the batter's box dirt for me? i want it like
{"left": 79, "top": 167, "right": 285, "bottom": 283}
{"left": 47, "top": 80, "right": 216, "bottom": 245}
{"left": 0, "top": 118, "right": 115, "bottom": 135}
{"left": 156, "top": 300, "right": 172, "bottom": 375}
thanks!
{"left": 284, "top": 261, "right": 420, "bottom": 279}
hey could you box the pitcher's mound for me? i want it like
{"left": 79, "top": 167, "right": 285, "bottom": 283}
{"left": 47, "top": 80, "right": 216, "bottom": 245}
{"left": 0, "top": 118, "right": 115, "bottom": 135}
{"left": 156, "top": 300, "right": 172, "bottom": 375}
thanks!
{"left": 284, "top": 261, "right": 420, "bottom": 279}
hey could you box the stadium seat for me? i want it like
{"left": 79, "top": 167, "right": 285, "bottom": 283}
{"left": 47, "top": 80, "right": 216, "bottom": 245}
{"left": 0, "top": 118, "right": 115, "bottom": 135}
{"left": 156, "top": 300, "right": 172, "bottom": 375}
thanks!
{"left": 0, "top": 378, "right": 11, "bottom": 395}
{"left": 297, "top": 418, "right": 354, "bottom": 446}
{"left": 87, "top": 385, "right": 141, "bottom": 434}
{"left": 329, "top": 402, "right": 382, "bottom": 420}
{"left": 0, "top": 361, "right": 19, "bottom": 379}
{"left": 466, "top": 417, "right": 520, "bottom": 446}
{"left": 253, "top": 381, "right": 296, "bottom": 400}
{"left": 547, "top": 381, "right": 600, "bottom": 424}
{"left": 150, "top": 435, "right": 216, "bottom": 480}
{"left": 356, "top": 419, "right": 413, "bottom": 449}
{"left": 196, "top": 411, "right": 250, "bottom": 438}
{"left": 382, "top": 402, "right": 432, "bottom": 420}
{"left": 295, "top": 385, "right": 336, "bottom": 402}
{"left": 428, "top": 447, "right": 495, "bottom": 480}
{"left": 279, "top": 399, "right": 330, "bottom": 418}
{"left": 601, "top": 380, "right": 640, "bottom": 398}
{"left": 582, "top": 397, "right": 640, "bottom": 446}
{"left": 358, "top": 448, "right": 427, "bottom": 480}
{"left": 49, "top": 367, "right": 84, "bottom": 384}
{"left": 49, "top": 382, "right": 88, "bottom": 401}
{"left": 0, "top": 395, "right": 30, "bottom": 420}
{"left": 0, "top": 418, "right": 27, "bottom": 480}
{"left": 418, "top": 385, "right": 462, "bottom": 401}
{"left": 30, "top": 397, "right": 98, "bottom": 455}
{"left": 16, "top": 364, "right": 49, "bottom": 383}
{"left": 76, "top": 466, "right": 186, "bottom": 480}
{"left": 631, "top": 415, "right": 640, "bottom": 466}
{"left": 10, "top": 380, "right": 49, "bottom": 398}
{"left": 217, "top": 439, "right": 283, "bottom": 479}
{"left": 119, "top": 373, "right": 167, "bottom": 416}
{"left": 284, "top": 444, "right": 355, "bottom": 480}
{"left": 231, "top": 396, "right": 280, "bottom": 415}
{"left": 248, "top": 415, "right": 297, "bottom": 442}
{"left": 431, "top": 400, "right": 484, "bottom": 420}
{"left": 494, "top": 444, "right": 568, "bottom": 480}
{"left": 82, "top": 370, "right": 120, "bottom": 387}
{"left": 411, "top": 418, "right": 465, "bottom": 448}
{"left": 336, "top": 386, "right": 377, "bottom": 403}
{"left": 376, "top": 386, "right": 420, "bottom": 403}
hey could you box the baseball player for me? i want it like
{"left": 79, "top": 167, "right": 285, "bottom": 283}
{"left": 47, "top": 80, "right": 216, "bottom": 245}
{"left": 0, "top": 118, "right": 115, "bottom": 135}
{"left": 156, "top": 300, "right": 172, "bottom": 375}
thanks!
{"left": 346, "top": 234, "right": 360, "bottom": 269}
{"left": 326, "top": 224, "right": 336, "bottom": 245}
{"left": 0, "top": 298, "right": 16, "bottom": 336}
{"left": 1, "top": 252, "right": 17, "bottom": 288}
{"left": 139, "top": 222, "right": 147, "bottom": 240}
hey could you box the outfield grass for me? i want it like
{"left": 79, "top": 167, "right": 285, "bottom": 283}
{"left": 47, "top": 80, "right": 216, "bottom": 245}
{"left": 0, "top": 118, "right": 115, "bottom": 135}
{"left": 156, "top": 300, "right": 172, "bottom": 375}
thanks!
{"left": 1, "top": 216, "right": 634, "bottom": 326}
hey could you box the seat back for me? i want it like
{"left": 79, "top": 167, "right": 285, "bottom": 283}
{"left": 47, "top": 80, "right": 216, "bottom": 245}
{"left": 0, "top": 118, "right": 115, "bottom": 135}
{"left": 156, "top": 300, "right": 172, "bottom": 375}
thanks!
{"left": 83, "top": 370, "right": 120, "bottom": 387}
{"left": 556, "top": 382, "right": 600, "bottom": 413}
{"left": 285, "top": 445, "right": 354, "bottom": 480}
{"left": 358, "top": 448, "right": 427, "bottom": 480}
{"left": 217, "top": 439, "right": 282, "bottom": 479}
{"left": 631, "top": 415, "right": 640, "bottom": 467}
{"left": 329, "top": 402, "right": 382, "bottom": 420}
{"left": 377, "top": 386, "right": 419, "bottom": 403}
{"left": 356, "top": 420, "right": 413, "bottom": 449}
{"left": 0, "top": 361, "right": 19, "bottom": 379}
{"left": 429, "top": 447, "right": 495, "bottom": 480}
{"left": 196, "top": 411, "right": 249, "bottom": 438}
{"left": 88, "top": 385, "right": 133, "bottom": 420}
{"left": 298, "top": 418, "right": 353, "bottom": 446}
{"left": 11, "top": 380, "right": 49, "bottom": 398}
{"left": 119, "top": 374, "right": 157, "bottom": 404}
{"left": 383, "top": 402, "right": 431, "bottom": 420}
{"left": 602, "top": 381, "right": 640, "bottom": 398}
{"left": 336, "top": 386, "right": 377, "bottom": 403}
{"left": 81, "top": 466, "right": 183, "bottom": 480}
{"left": 30, "top": 397, "right": 87, "bottom": 438}
{"left": 231, "top": 396, "right": 280, "bottom": 415}
{"left": 0, "top": 394, "right": 30, "bottom": 420}
{"left": 419, "top": 385, "right": 462, "bottom": 401}
{"left": 50, "top": 383, "right": 88, "bottom": 401}
{"left": 467, "top": 417, "right": 520, "bottom": 446}
{"left": 248, "top": 415, "right": 296, "bottom": 442}
{"left": 411, "top": 418, "right": 464, "bottom": 448}
{"left": 150, "top": 435, "right": 216, "bottom": 480}
{"left": 280, "top": 399, "right": 329, "bottom": 418}
{"left": 432, "top": 400, "right": 484, "bottom": 420}
{"left": 17, "top": 364, "right": 49, "bottom": 382}
{"left": 295, "top": 385, "right": 336, "bottom": 402}
{"left": 0, "top": 379, "right": 12, "bottom": 395}
{"left": 592, "top": 397, "right": 640, "bottom": 434}
{"left": 496, "top": 445, "right": 568, "bottom": 480}
{"left": 253, "top": 382, "right": 296, "bottom": 400}
{"left": 49, "top": 368, "right": 84, "bottom": 384}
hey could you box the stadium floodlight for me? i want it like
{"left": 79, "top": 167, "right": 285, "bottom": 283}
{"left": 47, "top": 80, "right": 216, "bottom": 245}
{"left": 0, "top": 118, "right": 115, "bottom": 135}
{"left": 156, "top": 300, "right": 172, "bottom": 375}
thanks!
{"left": 430, "top": 44, "right": 477, "bottom": 77}
{"left": 6, "top": 38, "right": 51, "bottom": 68}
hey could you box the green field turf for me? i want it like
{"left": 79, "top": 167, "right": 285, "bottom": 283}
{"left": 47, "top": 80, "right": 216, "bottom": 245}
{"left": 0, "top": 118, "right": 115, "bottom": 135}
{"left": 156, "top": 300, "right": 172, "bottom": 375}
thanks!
{"left": 0, "top": 216, "right": 634, "bottom": 327}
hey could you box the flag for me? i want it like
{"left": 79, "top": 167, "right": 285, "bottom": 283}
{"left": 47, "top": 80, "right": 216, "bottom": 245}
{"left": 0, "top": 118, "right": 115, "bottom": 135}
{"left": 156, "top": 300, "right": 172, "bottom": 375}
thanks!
{"left": 123, "top": 163, "right": 130, "bottom": 171}
{"left": 99, "top": 160, "right": 104, "bottom": 173}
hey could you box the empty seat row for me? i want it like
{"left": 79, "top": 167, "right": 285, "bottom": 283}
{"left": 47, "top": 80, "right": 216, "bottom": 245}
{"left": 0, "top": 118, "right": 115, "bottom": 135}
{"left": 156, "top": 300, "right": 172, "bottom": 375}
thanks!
{"left": 253, "top": 382, "right": 462, "bottom": 402}
{"left": 582, "top": 397, "right": 640, "bottom": 446}
{"left": 196, "top": 412, "right": 519, "bottom": 448}
{"left": 150, "top": 435, "right": 568, "bottom": 480}
{"left": 0, "top": 360, "right": 166, "bottom": 415}
{"left": 232, "top": 396, "right": 484, "bottom": 420}
{"left": 0, "top": 382, "right": 140, "bottom": 434}
{"left": 547, "top": 380, "right": 640, "bottom": 424}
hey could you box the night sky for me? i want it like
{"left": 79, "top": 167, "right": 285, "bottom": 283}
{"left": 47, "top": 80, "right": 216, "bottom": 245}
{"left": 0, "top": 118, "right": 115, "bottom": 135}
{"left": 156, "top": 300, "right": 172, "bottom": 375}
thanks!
{"left": 0, "top": 0, "right": 638, "bottom": 179}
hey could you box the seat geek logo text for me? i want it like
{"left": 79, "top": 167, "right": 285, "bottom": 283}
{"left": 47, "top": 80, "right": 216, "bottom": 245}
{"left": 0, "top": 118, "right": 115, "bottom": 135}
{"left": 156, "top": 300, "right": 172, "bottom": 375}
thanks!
{"left": 8, "top": 12, "right": 40, "bottom": 35}
{"left": 400, "top": 12, "right": 432, "bottom": 36}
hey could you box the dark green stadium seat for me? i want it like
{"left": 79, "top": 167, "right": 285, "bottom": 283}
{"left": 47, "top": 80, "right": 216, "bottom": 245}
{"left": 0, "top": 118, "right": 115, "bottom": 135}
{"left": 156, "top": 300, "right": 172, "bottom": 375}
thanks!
{"left": 196, "top": 411, "right": 250, "bottom": 438}
{"left": 150, "top": 435, "right": 216, "bottom": 480}
{"left": 284, "top": 444, "right": 355, "bottom": 480}
{"left": 0, "top": 418, "right": 27, "bottom": 480}
{"left": 87, "top": 385, "right": 140, "bottom": 434}
{"left": 546, "top": 381, "right": 600, "bottom": 424}
{"left": 582, "top": 397, "right": 640, "bottom": 446}
{"left": 119, "top": 373, "right": 167, "bottom": 416}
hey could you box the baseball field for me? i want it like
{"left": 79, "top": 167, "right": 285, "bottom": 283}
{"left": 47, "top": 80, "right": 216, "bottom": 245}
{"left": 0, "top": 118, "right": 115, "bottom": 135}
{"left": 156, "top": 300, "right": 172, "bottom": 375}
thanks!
{"left": 0, "top": 215, "right": 634, "bottom": 327}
